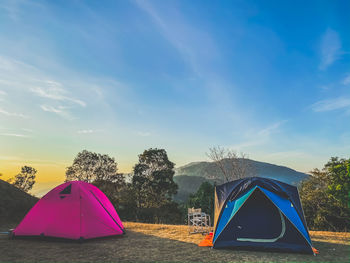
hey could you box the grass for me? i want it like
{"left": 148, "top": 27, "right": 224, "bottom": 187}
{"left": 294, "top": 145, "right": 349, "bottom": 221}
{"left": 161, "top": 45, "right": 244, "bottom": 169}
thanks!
{"left": 0, "top": 222, "right": 349, "bottom": 262}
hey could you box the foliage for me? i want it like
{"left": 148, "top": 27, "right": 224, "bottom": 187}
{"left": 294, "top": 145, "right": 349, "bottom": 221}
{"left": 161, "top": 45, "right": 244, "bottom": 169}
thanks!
{"left": 132, "top": 148, "right": 178, "bottom": 209}
{"left": 187, "top": 181, "right": 215, "bottom": 221}
{"left": 300, "top": 157, "right": 349, "bottom": 231}
{"left": 92, "top": 175, "right": 126, "bottom": 210}
{"left": 66, "top": 150, "right": 125, "bottom": 209}
{"left": 116, "top": 183, "right": 138, "bottom": 221}
{"left": 132, "top": 148, "right": 179, "bottom": 223}
{"left": 132, "top": 202, "right": 183, "bottom": 224}
{"left": 8, "top": 166, "right": 37, "bottom": 192}
{"left": 66, "top": 150, "right": 123, "bottom": 183}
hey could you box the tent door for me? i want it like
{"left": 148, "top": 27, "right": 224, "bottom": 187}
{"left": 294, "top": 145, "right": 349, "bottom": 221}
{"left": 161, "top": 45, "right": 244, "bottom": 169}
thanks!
{"left": 226, "top": 188, "right": 286, "bottom": 243}
{"left": 237, "top": 209, "right": 285, "bottom": 242}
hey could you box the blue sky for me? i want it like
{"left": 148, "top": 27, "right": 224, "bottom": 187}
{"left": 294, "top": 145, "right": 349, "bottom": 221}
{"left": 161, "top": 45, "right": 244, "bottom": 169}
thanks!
{"left": 0, "top": 0, "right": 349, "bottom": 193}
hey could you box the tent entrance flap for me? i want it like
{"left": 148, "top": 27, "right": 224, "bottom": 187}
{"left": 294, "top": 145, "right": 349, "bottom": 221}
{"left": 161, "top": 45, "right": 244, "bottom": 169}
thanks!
{"left": 237, "top": 210, "right": 285, "bottom": 242}
{"left": 222, "top": 188, "right": 285, "bottom": 242}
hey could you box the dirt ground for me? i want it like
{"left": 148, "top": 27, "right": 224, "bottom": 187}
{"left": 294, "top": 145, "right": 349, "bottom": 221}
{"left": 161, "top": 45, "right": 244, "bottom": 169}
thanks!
{"left": 0, "top": 222, "right": 349, "bottom": 263}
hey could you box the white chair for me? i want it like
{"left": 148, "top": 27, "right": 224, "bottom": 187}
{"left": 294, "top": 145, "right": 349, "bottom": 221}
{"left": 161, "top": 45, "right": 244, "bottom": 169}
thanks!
{"left": 188, "top": 207, "right": 211, "bottom": 234}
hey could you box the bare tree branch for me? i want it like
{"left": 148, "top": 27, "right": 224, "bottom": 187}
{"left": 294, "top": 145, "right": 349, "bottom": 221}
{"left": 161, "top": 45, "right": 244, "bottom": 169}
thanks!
{"left": 206, "top": 146, "right": 256, "bottom": 182}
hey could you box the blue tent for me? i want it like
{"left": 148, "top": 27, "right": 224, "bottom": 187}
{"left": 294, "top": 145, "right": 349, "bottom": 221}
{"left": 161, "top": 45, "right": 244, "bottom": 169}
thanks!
{"left": 212, "top": 177, "right": 314, "bottom": 254}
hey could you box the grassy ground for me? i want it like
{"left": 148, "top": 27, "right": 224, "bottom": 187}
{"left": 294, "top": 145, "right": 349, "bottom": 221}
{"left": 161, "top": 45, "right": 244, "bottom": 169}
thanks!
{"left": 0, "top": 222, "right": 349, "bottom": 263}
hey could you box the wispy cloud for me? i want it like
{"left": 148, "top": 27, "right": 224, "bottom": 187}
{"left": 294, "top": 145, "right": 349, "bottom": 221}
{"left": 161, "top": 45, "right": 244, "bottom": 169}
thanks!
{"left": 311, "top": 97, "right": 350, "bottom": 112}
{"left": 134, "top": 0, "right": 241, "bottom": 121}
{"left": 134, "top": 0, "right": 217, "bottom": 77}
{"left": 30, "top": 82, "right": 86, "bottom": 107}
{"left": 257, "top": 120, "right": 287, "bottom": 137}
{"left": 0, "top": 107, "right": 28, "bottom": 118}
{"left": 319, "top": 28, "right": 342, "bottom": 70}
{"left": 0, "top": 56, "right": 90, "bottom": 121}
{"left": 40, "top": 105, "right": 74, "bottom": 120}
{"left": 230, "top": 120, "right": 287, "bottom": 150}
{"left": 77, "top": 129, "right": 103, "bottom": 134}
{"left": 0, "top": 133, "right": 30, "bottom": 138}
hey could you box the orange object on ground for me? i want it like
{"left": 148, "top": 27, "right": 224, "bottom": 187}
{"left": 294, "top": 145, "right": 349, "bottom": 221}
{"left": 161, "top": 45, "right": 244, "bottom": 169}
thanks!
{"left": 312, "top": 247, "right": 319, "bottom": 254}
{"left": 198, "top": 232, "right": 213, "bottom": 247}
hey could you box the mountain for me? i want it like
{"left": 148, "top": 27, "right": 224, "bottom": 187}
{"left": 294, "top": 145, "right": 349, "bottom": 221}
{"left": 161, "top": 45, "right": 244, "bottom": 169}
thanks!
{"left": 0, "top": 179, "right": 38, "bottom": 225}
{"left": 173, "top": 159, "right": 310, "bottom": 202}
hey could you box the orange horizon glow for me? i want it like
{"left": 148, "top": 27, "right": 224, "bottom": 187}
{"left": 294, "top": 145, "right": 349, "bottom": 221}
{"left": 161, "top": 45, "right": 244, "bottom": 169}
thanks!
{"left": 0, "top": 159, "right": 135, "bottom": 197}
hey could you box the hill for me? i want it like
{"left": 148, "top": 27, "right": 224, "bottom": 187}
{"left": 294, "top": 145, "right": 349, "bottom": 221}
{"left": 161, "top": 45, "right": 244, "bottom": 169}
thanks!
{"left": 173, "top": 159, "right": 310, "bottom": 202}
{"left": 173, "top": 175, "right": 216, "bottom": 202}
{"left": 0, "top": 179, "right": 38, "bottom": 225}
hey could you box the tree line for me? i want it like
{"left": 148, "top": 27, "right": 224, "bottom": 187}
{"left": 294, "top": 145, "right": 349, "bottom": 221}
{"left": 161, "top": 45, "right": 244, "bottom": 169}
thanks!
{"left": 3, "top": 148, "right": 349, "bottom": 231}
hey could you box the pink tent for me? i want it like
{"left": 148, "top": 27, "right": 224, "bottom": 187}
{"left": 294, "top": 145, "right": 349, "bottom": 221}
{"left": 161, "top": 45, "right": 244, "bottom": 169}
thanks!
{"left": 13, "top": 181, "right": 125, "bottom": 240}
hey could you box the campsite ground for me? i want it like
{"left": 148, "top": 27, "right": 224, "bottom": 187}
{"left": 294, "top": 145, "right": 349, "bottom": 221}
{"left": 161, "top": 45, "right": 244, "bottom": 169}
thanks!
{"left": 0, "top": 222, "right": 349, "bottom": 263}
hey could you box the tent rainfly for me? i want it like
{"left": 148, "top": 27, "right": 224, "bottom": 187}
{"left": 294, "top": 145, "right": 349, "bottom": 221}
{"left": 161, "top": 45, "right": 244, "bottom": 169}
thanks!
{"left": 13, "top": 181, "right": 124, "bottom": 240}
{"left": 212, "top": 177, "right": 314, "bottom": 254}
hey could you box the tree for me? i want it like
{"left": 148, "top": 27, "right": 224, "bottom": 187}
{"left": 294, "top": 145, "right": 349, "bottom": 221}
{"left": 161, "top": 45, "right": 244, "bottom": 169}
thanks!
{"left": 116, "top": 183, "right": 138, "bottom": 221}
{"left": 187, "top": 181, "right": 215, "bottom": 221}
{"left": 300, "top": 157, "right": 350, "bottom": 231}
{"left": 93, "top": 173, "right": 126, "bottom": 209}
{"left": 9, "top": 166, "right": 37, "bottom": 192}
{"left": 324, "top": 157, "right": 350, "bottom": 207}
{"left": 66, "top": 150, "right": 125, "bottom": 208}
{"left": 207, "top": 146, "right": 256, "bottom": 182}
{"left": 66, "top": 150, "right": 123, "bottom": 184}
{"left": 132, "top": 148, "right": 178, "bottom": 211}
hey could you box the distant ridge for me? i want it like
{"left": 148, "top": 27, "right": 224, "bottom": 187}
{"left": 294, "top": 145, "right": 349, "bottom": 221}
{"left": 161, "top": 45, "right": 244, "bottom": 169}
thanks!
{"left": 173, "top": 159, "right": 310, "bottom": 202}
{"left": 0, "top": 179, "right": 38, "bottom": 224}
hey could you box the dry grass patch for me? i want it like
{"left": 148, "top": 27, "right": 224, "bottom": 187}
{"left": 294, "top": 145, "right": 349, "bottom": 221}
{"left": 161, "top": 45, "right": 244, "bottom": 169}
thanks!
{"left": 124, "top": 222, "right": 209, "bottom": 244}
{"left": 125, "top": 221, "right": 350, "bottom": 246}
{"left": 0, "top": 222, "right": 348, "bottom": 262}
{"left": 309, "top": 230, "right": 350, "bottom": 245}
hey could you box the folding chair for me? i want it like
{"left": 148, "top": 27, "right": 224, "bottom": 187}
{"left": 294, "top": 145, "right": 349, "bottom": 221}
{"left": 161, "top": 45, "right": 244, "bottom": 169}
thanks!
{"left": 188, "top": 207, "right": 211, "bottom": 234}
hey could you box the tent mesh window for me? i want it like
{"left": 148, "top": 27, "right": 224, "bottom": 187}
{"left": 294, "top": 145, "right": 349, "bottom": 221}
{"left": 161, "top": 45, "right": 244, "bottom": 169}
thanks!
{"left": 59, "top": 184, "right": 72, "bottom": 195}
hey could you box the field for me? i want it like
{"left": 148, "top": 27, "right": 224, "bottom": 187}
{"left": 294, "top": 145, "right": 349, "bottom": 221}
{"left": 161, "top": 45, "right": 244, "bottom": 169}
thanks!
{"left": 0, "top": 222, "right": 349, "bottom": 263}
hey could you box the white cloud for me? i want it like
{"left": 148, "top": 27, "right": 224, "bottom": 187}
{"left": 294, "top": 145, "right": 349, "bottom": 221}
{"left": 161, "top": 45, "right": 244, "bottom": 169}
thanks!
{"left": 230, "top": 120, "right": 287, "bottom": 150}
{"left": 257, "top": 120, "right": 287, "bottom": 137}
{"left": 40, "top": 104, "right": 74, "bottom": 120}
{"left": 311, "top": 97, "right": 350, "bottom": 112}
{"left": 0, "top": 56, "right": 90, "bottom": 122}
{"left": 77, "top": 129, "right": 103, "bottom": 134}
{"left": 134, "top": 0, "right": 242, "bottom": 123}
{"left": 0, "top": 107, "right": 28, "bottom": 118}
{"left": 0, "top": 133, "right": 30, "bottom": 138}
{"left": 30, "top": 83, "right": 86, "bottom": 107}
{"left": 134, "top": 0, "right": 217, "bottom": 77}
{"left": 319, "top": 28, "right": 342, "bottom": 70}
